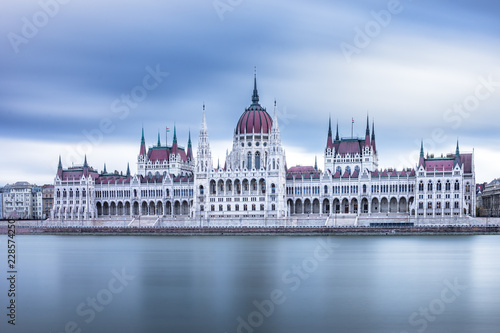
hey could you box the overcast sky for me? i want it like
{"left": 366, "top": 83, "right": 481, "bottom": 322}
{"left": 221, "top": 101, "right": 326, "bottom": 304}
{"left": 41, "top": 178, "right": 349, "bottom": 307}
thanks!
{"left": 1, "top": 0, "right": 499, "bottom": 186}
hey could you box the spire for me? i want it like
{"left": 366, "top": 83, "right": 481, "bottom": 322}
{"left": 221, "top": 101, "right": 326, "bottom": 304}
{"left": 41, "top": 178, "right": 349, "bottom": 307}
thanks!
{"left": 371, "top": 120, "right": 376, "bottom": 153}
{"left": 83, "top": 154, "right": 88, "bottom": 168}
{"left": 454, "top": 139, "right": 462, "bottom": 168}
{"left": 217, "top": 158, "right": 220, "bottom": 170}
{"left": 326, "top": 115, "right": 334, "bottom": 150}
{"left": 186, "top": 130, "right": 193, "bottom": 160}
{"left": 365, "top": 114, "right": 370, "bottom": 136}
{"left": 103, "top": 163, "right": 107, "bottom": 174}
{"left": 58, "top": 155, "right": 62, "bottom": 169}
{"left": 139, "top": 127, "right": 146, "bottom": 157}
{"left": 335, "top": 120, "right": 339, "bottom": 141}
{"left": 157, "top": 130, "right": 161, "bottom": 147}
{"left": 364, "top": 115, "right": 371, "bottom": 148}
{"left": 173, "top": 125, "right": 177, "bottom": 144}
{"left": 251, "top": 67, "right": 259, "bottom": 105}
{"left": 202, "top": 103, "right": 207, "bottom": 130}
{"left": 418, "top": 139, "right": 425, "bottom": 168}
{"left": 314, "top": 156, "right": 318, "bottom": 170}
{"left": 126, "top": 162, "right": 130, "bottom": 176}
{"left": 328, "top": 114, "right": 332, "bottom": 138}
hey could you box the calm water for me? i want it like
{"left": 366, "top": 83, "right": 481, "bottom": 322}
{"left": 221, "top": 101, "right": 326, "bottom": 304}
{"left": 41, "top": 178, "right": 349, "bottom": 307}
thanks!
{"left": 1, "top": 235, "right": 499, "bottom": 333}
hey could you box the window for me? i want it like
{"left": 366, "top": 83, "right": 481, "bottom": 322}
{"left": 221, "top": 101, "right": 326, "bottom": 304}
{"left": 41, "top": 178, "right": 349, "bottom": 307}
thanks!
{"left": 445, "top": 181, "right": 451, "bottom": 191}
{"left": 272, "top": 204, "right": 275, "bottom": 211}
{"left": 199, "top": 186, "right": 204, "bottom": 195}
{"left": 260, "top": 204, "right": 264, "bottom": 211}
{"left": 454, "top": 181, "right": 460, "bottom": 191}
{"left": 445, "top": 202, "right": 450, "bottom": 209}
{"left": 454, "top": 202, "right": 459, "bottom": 209}
{"left": 419, "top": 182, "right": 424, "bottom": 191}
{"left": 419, "top": 202, "right": 423, "bottom": 209}
{"left": 427, "top": 181, "right": 433, "bottom": 191}
{"left": 324, "top": 185, "right": 328, "bottom": 194}
{"left": 247, "top": 152, "right": 252, "bottom": 170}
{"left": 363, "top": 184, "right": 367, "bottom": 194}
{"left": 436, "top": 202, "right": 441, "bottom": 209}
{"left": 427, "top": 202, "right": 432, "bottom": 209}
{"left": 437, "top": 181, "right": 442, "bottom": 191}
{"left": 255, "top": 152, "right": 260, "bottom": 169}
{"left": 235, "top": 204, "right": 239, "bottom": 211}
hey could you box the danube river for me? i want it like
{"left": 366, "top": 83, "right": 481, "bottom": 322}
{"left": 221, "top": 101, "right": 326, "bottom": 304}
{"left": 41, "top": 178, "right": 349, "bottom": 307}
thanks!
{"left": 1, "top": 235, "right": 499, "bottom": 333}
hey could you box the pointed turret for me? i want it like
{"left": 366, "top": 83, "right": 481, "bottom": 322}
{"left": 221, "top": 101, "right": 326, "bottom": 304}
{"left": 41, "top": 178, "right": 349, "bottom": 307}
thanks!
{"left": 418, "top": 139, "right": 425, "bottom": 168}
{"left": 103, "top": 163, "right": 107, "bottom": 174}
{"left": 364, "top": 115, "right": 371, "bottom": 148}
{"left": 139, "top": 127, "right": 146, "bottom": 157}
{"left": 371, "top": 120, "right": 376, "bottom": 153}
{"left": 335, "top": 120, "right": 340, "bottom": 141}
{"left": 454, "top": 140, "right": 462, "bottom": 168}
{"left": 172, "top": 125, "right": 178, "bottom": 155}
{"left": 126, "top": 162, "right": 130, "bottom": 176}
{"left": 314, "top": 156, "right": 318, "bottom": 171}
{"left": 251, "top": 67, "right": 259, "bottom": 105}
{"left": 57, "top": 155, "right": 63, "bottom": 178}
{"left": 83, "top": 155, "right": 89, "bottom": 177}
{"left": 326, "top": 115, "right": 334, "bottom": 150}
{"left": 186, "top": 130, "right": 193, "bottom": 161}
{"left": 157, "top": 130, "right": 161, "bottom": 147}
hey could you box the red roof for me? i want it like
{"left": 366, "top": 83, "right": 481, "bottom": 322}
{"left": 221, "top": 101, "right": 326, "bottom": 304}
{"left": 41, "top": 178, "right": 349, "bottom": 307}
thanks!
{"left": 337, "top": 140, "right": 362, "bottom": 155}
{"left": 236, "top": 105, "right": 272, "bottom": 135}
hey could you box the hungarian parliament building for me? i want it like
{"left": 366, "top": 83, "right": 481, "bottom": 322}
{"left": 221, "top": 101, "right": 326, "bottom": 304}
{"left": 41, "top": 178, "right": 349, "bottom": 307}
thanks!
{"left": 51, "top": 76, "right": 476, "bottom": 221}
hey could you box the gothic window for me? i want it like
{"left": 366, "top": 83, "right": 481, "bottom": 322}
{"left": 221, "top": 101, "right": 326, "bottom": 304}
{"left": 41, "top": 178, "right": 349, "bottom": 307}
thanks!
{"left": 272, "top": 184, "right": 276, "bottom": 194}
{"left": 247, "top": 152, "right": 252, "bottom": 170}
{"left": 260, "top": 204, "right": 264, "bottom": 211}
{"left": 363, "top": 184, "right": 367, "bottom": 194}
{"left": 255, "top": 152, "right": 261, "bottom": 169}
{"left": 76, "top": 189, "right": 79, "bottom": 198}
{"left": 355, "top": 165, "right": 360, "bottom": 173}
{"left": 324, "top": 185, "right": 328, "bottom": 194}
{"left": 427, "top": 181, "right": 433, "bottom": 191}
{"left": 63, "top": 190, "right": 67, "bottom": 198}
{"left": 336, "top": 166, "right": 342, "bottom": 174}
{"left": 428, "top": 202, "right": 432, "bottom": 209}
{"left": 211, "top": 205, "right": 215, "bottom": 211}
{"left": 236, "top": 204, "right": 239, "bottom": 211}
{"left": 272, "top": 204, "right": 276, "bottom": 211}
{"left": 419, "top": 181, "right": 424, "bottom": 191}
{"left": 273, "top": 159, "right": 276, "bottom": 170}
{"left": 57, "top": 190, "right": 61, "bottom": 198}
{"left": 252, "top": 204, "right": 256, "bottom": 211}
{"left": 199, "top": 185, "right": 204, "bottom": 195}
{"left": 437, "top": 202, "right": 441, "bottom": 209}
{"left": 454, "top": 181, "right": 460, "bottom": 191}
{"left": 445, "top": 181, "right": 451, "bottom": 191}
{"left": 445, "top": 202, "right": 450, "bottom": 209}
{"left": 345, "top": 166, "right": 351, "bottom": 175}
{"left": 454, "top": 201, "right": 459, "bottom": 209}
{"left": 227, "top": 205, "right": 231, "bottom": 211}
{"left": 219, "top": 205, "right": 223, "bottom": 211}
{"left": 437, "top": 181, "right": 442, "bottom": 191}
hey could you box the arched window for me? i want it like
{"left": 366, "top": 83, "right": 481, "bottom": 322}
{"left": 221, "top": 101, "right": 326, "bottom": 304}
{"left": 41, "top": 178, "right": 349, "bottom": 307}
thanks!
{"left": 345, "top": 166, "right": 351, "bottom": 175}
{"left": 445, "top": 181, "right": 451, "bottom": 191}
{"left": 324, "top": 185, "right": 328, "bottom": 194}
{"left": 247, "top": 152, "right": 252, "bottom": 170}
{"left": 199, "top": 185, "right": 204, "bottom": 195}
{"left": 418, "top": 181, "right": 424, "bottom": 191}
{"left": 57, "top": 190, "right": 61, "bottom": 198}
{"left": 363, "top": 184, "right": 367, "bottom": 194}
{"left": 454, "top": 181, "right": 460, "bottom": 191}
{"left": 255, "top": 152, "right": 261, "bottom": 170}
{"left": 272, "top": 184, "right": 276, "bottom": 194}
{"left": 336, "top": 166, "right": 342, "bottom": 174}
{"left": 355, "top": 165, "right": 360, "bottom": 173}
{"left": 427, "top": 181, "right": 433, "bottom": 191}
{"left": 436, "top": 181, "right": 442, "bottom": 191}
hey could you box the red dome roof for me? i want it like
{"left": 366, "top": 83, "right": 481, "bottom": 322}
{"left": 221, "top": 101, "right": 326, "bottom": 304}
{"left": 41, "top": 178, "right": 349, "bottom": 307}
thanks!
{"left": 236, "top": 105, "right": 272, "bottom": 135}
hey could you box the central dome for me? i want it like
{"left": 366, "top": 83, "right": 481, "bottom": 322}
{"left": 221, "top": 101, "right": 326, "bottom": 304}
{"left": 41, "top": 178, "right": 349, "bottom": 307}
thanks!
{"left": 235, "top": 73, "right": 273, "bottom": 135}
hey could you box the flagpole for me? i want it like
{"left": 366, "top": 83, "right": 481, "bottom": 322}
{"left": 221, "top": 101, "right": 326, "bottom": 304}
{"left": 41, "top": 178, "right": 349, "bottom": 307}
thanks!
{"left": 351, "top": 118, "right": 353, "bottom": 139}
{"left": 166, "top": 127, "right": 168, "bottom": 147}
